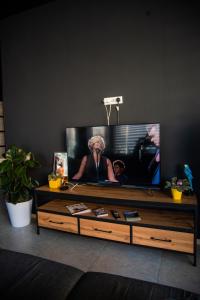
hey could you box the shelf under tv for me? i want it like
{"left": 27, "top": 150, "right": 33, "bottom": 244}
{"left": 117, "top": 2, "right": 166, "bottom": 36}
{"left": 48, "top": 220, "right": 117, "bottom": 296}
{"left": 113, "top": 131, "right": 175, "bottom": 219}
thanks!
{"left": 34, "top": 184, "right": 198, "bottom": 266}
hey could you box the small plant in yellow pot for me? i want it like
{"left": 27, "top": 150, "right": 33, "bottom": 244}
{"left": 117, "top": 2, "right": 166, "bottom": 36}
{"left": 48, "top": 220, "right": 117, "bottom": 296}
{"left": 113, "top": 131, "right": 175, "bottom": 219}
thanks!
{"left": 165, "top": 177, "right": 191, "bottom": 202}
{"left": 48, "top": 173, "right": 62, "bottom": 189}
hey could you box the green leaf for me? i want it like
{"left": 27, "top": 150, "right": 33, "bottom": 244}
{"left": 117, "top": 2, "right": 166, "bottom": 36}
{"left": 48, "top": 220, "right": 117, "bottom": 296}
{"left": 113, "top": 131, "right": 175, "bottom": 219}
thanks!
{"left": 0, "top": 145, "right": 40, "bottom": 203}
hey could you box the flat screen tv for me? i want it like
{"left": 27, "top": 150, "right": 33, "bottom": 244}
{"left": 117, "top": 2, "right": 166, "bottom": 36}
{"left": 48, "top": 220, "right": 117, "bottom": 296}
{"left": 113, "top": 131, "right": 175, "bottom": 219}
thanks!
{"left": 66, "top": 123, "right": 160, "bottom": 188}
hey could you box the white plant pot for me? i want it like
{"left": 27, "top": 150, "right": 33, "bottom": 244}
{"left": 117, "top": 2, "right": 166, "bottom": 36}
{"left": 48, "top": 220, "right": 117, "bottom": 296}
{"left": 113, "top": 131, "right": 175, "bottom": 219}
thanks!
{"left": 6, "top": 199, "right": 33, "bottom": 228}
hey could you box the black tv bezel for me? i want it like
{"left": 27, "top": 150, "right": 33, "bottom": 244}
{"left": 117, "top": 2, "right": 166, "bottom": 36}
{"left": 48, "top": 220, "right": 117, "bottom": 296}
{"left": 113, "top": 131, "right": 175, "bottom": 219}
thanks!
{"left": 65, "top": 122, "right": 161, "bottom": 190}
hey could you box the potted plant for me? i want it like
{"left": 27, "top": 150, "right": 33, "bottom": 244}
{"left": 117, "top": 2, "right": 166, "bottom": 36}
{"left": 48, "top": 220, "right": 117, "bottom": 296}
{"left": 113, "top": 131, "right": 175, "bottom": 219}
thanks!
{"left": 164, "top": 177, "right": 191, "bottom": 201}
{"left": 0, "top": 145, "right": 40, "bottom": 227}
{"left": 48, "top": 172, "right": 62, "bottom": 189}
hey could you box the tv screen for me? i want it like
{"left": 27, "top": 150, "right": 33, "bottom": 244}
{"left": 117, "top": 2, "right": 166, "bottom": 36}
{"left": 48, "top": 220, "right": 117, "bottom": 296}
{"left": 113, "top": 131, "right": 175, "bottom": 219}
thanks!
{"left": 66, "top": 124, "right": 160, "bottom": 188}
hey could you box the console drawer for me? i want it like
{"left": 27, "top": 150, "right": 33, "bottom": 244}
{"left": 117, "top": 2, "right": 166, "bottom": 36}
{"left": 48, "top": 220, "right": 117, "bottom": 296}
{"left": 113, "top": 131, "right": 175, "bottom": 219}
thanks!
{"left": 38, "top": 211, "right": 78, "bottom": 233}
{"left": 132, "top": 226, "right": 194, "bottom": 253}
{"left": 80, "top": 219, "right": 130, "bottom": 243}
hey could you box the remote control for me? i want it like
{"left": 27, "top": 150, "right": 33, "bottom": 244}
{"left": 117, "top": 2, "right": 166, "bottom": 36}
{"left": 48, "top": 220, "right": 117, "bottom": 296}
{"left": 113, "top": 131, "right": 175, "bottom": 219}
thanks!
{"left": 60, "top": 185, "right": 69, "bottom": 191}
{"left": 111, "top": 210, "right": 120, "bottom": 219}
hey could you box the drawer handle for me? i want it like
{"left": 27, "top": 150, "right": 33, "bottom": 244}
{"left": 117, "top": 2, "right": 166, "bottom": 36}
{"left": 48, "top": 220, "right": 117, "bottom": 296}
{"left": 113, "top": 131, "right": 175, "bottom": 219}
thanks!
{"left": 94, "top": 228, "right": 112, "bottom": 234}
{"left": 150, "top": 237, "right": 172, "bottom": 243}
{"left": 49, "top": 220, "right": 64, "bottom": 225}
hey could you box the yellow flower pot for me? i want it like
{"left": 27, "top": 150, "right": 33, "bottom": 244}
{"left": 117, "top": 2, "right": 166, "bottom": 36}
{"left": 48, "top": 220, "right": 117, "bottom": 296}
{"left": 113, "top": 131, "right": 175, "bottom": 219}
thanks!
{"left": 171, "top": 188, "right": 182, "bottom": 202}
{"left": 49, "top": 178, "right": 62, "bottom": 189}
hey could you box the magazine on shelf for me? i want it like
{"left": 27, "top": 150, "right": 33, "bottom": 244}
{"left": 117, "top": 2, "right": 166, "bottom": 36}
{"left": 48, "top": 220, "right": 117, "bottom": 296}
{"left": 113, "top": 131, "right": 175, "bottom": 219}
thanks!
{"left": 66, "top": 203, "right": 91, "bottom": 215}
{"left": 93, "top": 207, "right": 109, "bottom": 218}
{"left": 123, "top": 210, "right": 142, "bottom": 222}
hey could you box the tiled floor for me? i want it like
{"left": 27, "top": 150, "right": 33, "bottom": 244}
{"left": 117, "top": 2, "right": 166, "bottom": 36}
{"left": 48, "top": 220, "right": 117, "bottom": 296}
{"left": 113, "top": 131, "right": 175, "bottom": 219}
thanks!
{"left": 0, "top": 201, "right": 200, "bottom": 294}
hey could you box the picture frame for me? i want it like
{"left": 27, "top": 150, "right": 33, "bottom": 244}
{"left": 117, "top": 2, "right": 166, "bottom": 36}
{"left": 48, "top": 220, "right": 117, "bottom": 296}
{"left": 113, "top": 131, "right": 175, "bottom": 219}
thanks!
{"left": 53, "top": 152, "right": 68, "bottom": 177}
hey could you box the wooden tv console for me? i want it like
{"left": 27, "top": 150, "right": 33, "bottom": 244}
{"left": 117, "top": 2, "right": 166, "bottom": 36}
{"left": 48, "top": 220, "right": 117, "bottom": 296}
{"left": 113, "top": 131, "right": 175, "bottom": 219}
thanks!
{"left": 34, "top": 184, "right": 198, "bottom": 266}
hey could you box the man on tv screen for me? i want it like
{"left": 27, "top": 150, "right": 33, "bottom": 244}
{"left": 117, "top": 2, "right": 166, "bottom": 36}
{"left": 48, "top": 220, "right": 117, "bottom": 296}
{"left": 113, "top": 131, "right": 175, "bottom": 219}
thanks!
{"left": 146, "top": 124, "right": 160, "bottom": 185}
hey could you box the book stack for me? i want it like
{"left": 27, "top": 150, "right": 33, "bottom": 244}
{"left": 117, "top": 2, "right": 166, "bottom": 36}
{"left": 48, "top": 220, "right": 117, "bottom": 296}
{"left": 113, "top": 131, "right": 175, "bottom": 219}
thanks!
{"left": 93, "top": 207, "right": 109, "bottom": 218}
{"left": 66, "top": 203, "right": 91, "bottom": 215}
{"left": 123, "top": 210, "right": 141, "bottom": 222}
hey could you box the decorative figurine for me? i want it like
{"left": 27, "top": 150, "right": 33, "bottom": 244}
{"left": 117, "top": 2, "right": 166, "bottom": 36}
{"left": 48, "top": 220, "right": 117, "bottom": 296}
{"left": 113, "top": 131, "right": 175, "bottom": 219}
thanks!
{"left": 184, "top": 164, "right": 193, "bottom": 192}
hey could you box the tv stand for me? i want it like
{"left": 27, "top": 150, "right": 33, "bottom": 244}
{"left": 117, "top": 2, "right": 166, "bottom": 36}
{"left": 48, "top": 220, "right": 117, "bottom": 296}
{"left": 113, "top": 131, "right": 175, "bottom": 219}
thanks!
{"left": 34, "top": 184, "right": 198, "bottom": 266}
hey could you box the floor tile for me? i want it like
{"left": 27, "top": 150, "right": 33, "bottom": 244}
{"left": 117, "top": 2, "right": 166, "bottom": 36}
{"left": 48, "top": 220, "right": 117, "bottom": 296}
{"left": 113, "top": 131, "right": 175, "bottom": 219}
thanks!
{"left": 158, "top": 249, "right": 200, "bottom": 294}
{"left": 88, "top": 241, "right": 162, "bottom": 283}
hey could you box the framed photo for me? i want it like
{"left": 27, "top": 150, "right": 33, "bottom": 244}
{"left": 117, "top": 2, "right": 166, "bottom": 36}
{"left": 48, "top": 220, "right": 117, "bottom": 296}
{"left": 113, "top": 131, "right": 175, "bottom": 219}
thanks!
{"left": 53, "top": 152, "right": 68, "bottom": 177}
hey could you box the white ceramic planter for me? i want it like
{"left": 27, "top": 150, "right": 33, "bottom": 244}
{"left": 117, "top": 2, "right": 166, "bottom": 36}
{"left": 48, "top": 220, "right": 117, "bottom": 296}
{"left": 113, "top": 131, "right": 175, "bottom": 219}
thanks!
{"left": 6, "top": 199, "right": 33, "bottom": 227}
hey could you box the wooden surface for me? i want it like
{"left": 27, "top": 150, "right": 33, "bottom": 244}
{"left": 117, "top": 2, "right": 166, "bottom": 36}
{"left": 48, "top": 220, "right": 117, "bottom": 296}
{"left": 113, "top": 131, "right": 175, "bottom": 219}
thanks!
{"left": 36, "top": 184, "right": 198, "bottom": 206}
{"left": 133, "top": 226, "right": 194, "bottom": 253}
{"left": 80, "top": 219, "right": 130, "bottom": 243}
{"left": 36, "top": 185, "right": 196, "bottom": 256}
{"left": 38, "top": 199, "right": 194, "bottom": 231}
{"left": 38, "top": 211, "right": 78, "bottom": 233}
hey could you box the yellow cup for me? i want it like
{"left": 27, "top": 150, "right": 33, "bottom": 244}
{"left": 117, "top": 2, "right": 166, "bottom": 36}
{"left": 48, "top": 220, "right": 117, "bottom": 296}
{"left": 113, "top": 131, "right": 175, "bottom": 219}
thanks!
{"left": 49, "top": 178, "right": 62, "bottom": 189}
{"left": 171, "top": 188, "right": 182, "bottom": 202}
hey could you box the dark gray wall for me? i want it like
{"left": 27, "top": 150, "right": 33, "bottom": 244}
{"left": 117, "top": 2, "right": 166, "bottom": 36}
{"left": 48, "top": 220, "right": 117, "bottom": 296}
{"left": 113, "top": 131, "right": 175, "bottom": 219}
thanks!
{"left": 0, "top": 0, "right": 200, "bottom": 189}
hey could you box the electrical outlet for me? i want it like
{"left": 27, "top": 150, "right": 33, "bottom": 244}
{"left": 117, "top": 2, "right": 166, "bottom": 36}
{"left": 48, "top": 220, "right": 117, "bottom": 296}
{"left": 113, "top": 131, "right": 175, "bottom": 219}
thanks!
{"left": 103, "top": 96, "right": 123, "bottom": 106}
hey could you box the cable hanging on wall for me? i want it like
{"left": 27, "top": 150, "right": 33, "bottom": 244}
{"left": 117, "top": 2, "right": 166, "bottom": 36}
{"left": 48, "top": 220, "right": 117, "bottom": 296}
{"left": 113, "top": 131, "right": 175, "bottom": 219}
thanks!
{"left": 102, "top": 96, "right": 123, "bottom": 126}
{"left": 105, "top": 104, "right": 112, "bottom": 126}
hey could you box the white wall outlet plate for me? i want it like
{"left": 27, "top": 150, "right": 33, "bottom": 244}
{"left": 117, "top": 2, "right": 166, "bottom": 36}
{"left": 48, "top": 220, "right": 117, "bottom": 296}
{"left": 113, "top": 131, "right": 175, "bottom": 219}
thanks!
{"left": 103, "top": 96, "right": 123, "bottom": 106}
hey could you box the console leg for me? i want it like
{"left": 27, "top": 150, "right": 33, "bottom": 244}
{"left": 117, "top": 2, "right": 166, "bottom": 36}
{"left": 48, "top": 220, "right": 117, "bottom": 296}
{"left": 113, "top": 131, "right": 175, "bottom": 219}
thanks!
{"left": 193, "top": 254, "right": 197, "bottom": 267}
{"left": 37, "top": 226, "right": 40, "bottom": 235}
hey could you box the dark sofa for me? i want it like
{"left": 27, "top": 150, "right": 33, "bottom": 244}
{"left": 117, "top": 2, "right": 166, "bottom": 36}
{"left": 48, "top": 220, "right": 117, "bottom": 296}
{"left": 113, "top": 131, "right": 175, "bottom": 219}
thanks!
{"left": 0, "top": 248, "right": 199, "bottom": 300}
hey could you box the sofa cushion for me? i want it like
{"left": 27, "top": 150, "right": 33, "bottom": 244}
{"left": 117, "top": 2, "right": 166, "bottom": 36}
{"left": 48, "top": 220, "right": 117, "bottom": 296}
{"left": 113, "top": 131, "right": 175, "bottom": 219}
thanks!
{"left": 0, "top": 248, "right": 83, "bottom": 300}
{"left": 0, "top": 249, "right": 199, "bottom": 300}
{"left": 67, "top": 272, "right": 199, "bottom": 300}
